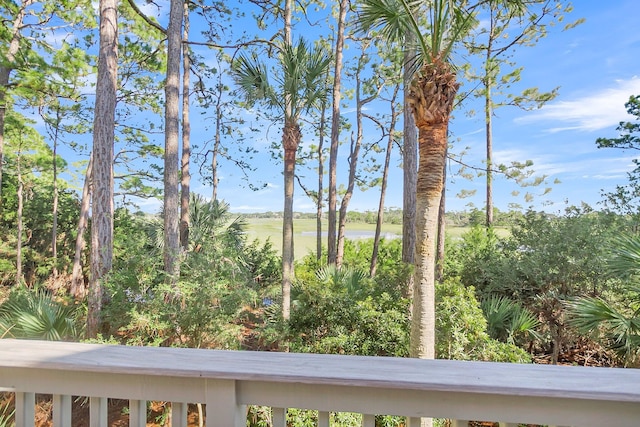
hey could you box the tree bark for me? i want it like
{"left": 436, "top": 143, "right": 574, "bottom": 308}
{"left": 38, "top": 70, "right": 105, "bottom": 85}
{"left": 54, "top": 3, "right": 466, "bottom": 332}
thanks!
{"left": 435, "top": 153, "right": 447, "bottom": 283}
{"left": 88, "top": 0, "right": 117, "bottom": 338}
{"left": 180, "top": 2, "right": 190, "bottom": 251}
{"left": 402, "top": 42, "right": 418, "bottom": 300}
{"left": 164, "top": 0, "right": 183, "bottom": 284}
{"left": 411, "top": 122, "right": 448, "bottom": 359}
{"left": 16, "top": 159, "right": 24, "bottom": 286}
{"left": 327, "top": 0, "right": 348, "bottom": 265}
{"left": 52, "top": 109, "right": 60, "bottom": 279}
{"left": 316, "top": 81, "right": 328, "bottom": 260}
{"left": 281, "top": 122, "right": 300, "bottom": 320}
{"left": 212, "top": 80, "right": 222, "bottom": 201}
{"left": 71, "top": 153, "right": 93, "bottom": 300}
{"left": 371, "top": 85, "right": 400, "bottom": 278}
{"left": 485, "top": 11, "right": 495, "bottom": 228}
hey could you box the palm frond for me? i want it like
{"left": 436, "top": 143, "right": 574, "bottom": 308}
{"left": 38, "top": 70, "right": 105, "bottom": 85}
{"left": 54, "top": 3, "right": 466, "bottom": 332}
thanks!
{"left": 0, "top": 290, "right": 78, "bottom": 340}
{"left": 232, "top": 52, "right": 277, "bottom": 107}
{"left": 608, "top": 234, "right": 640, "bottom": 278}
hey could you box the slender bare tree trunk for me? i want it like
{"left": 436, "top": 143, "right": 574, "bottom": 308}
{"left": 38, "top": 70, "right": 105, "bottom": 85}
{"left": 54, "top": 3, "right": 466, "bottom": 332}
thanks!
{"left": 180, "top": 2, "right": 190, "bottom": 251}
{"left": 16, "top": 158, "right": 24, "bottom": 286}
{"left": 316, "top": 85, "right": 328, "bottom": 260}
{"left": 485, "top": 20, "right": 494, "bottom": 228}
{"left": 371, "top": 85, "right": 400, "bottom": 277}
{"left": 336, "top": 132, "right": 358, "bottom": 268}
{"left": 88, "top": 0, "right": 117, "bottom": 338}
{"left": 402, "top": 41, "right": 418, "bottom": 301}
{"left": 164, "top": 0, "right": 183, "bottom": 284}
{"left": 327, "top": 0, "right": 348, "bottom": 265}
{"left": 212, "top": 82, "right": 222, "bottom": 201}
{"left": 51, "top": 110, "right": 60, "bottom": 279}
{"left": 71, "top": 153, "right": 93, "bottom": 299}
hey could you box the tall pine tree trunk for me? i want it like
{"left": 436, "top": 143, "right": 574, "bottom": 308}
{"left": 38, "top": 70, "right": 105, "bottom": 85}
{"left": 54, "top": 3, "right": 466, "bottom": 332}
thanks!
{"left": 180, "top": 2, "right": 190, "bottom": 251}
{"left": 16, "top": 158, "right": 24, "bottom": 286}
{"left": 327, "top": 0, "right": 348, "bottom": 265}
{"left": 88, "top": 0, "right": 117, "bottom": 338}
{"left": 316, "top": 83, "right": 328, "bottom": 260}
{"left": 52, "top": 110, "right": 60, "bottom": 279}
{"left": 212, "top": 81, "right": 222, "bottom": 201}
{"left": 71, "top": 153, "right": 93, "bottom": 299}
{"left": 164, "top": 0, "right": 183, "bottom": 285}
{"left": 371, "top": 85, "right": 400, "bottom": 277}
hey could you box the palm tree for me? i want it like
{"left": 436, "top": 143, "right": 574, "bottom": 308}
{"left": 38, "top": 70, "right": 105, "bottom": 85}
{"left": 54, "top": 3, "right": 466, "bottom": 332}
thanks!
{"left": 568, "top": 235, "right": 640, "bottom": 366}
{"left": 358, "top": 0, "right": 474, "bottom": 359}
{"left": 232, "top": 38, "right": 330, "bottom": 320}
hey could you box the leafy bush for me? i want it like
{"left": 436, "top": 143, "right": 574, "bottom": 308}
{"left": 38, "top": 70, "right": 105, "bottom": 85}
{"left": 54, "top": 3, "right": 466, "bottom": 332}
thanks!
{"left": 101, "top": 197, "right": 282, "bottom": 349}
{"left": 449, "top": 207, "right": 627, "bottom": 361}
{"left": 436, "top": 278, "right": 530, "bottom": 363}
{"left": 288, "top": 264, "right": 409, "bottom": 356}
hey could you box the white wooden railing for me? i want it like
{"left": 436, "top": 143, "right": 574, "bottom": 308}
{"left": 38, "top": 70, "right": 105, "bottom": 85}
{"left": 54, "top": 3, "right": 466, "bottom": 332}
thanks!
{"left": 0, "top": 339, "right": 639, "bottom": 427}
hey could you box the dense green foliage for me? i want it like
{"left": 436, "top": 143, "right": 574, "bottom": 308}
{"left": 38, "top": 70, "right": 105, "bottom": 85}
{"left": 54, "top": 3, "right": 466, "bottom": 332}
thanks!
{"left": 567, "top": 234, "right": 640, "bottom": 366}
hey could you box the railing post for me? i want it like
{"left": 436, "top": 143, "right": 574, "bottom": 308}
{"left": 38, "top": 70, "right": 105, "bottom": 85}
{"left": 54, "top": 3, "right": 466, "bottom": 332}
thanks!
{"left": 15, "top": 392, "right": 35, "bottom": 427}
{"left": 53, "top": 394, "right": 72, "bottom": 427}
{"left": 129, "top": 399, "right": 147, "bottom": 427}
{"left": 362, "top": 414, "right": 375, "bottom": 427}
{"left": 452, "top": 420, "right": 470, "bottom": 427}
{"left": 205, "top": 380, "right": 246, "bottom": 427}
{"left": 90, "top": 397, "right": 108, "bottom": 427}
{"left": 171, "top": 402, "right": 188, "bottom": 427}
{"left": 318, "top": 411, "right": 330, "bottom": 427}
{"left": 407, "top": 417, "right": 421, "bottom": 426}
{"left": 272, "top": 407, "right": 286, "bottom": 427}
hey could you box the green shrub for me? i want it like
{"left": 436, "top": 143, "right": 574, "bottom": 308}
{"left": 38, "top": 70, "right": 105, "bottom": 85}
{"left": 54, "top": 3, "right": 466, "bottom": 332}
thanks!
{"left": 436, "top": 278, "right": 530, "bottom": 363}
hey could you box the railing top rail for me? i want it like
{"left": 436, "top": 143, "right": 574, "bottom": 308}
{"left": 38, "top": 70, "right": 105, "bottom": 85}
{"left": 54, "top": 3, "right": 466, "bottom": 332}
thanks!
{"left": 2, "top": 339, "right": 639, "bottom": 403}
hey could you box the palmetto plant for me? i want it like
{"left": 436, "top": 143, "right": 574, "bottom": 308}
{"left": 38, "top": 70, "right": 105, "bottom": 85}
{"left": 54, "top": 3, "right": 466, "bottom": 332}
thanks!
{"left": 315, "top": 264, "right": 369, "bottom": 297}
{"left": 567, "top": 235, "right": 640, "bottom": 366}
{"left": 481, "top": 294, "right": 540, "bottom": 346}
{"left": 0, "top": 289, "right": 79, "bottom": 340}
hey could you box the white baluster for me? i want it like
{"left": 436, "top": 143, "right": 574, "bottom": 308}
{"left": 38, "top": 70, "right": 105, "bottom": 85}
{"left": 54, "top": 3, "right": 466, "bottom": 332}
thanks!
{"left": 15, "top": 392, "right": 35, "bottom": 427}
{"left": 129, "top": 399, "right": 147, "bottom": 427}
{"left": 171, "top": 402, "right": 188, "bottom": 427}
{"left": 272, "top": 407, "right": 286, "bottom": 427}
{"left": 362, "top": 414, "right": 375, "bottom": 427}
{"left": 53, "top": 394, "right": 72, "bottom": 427}
{"left": 90, "top": 397, "right": 108, "bottom": 427}
{"left": 318, "top": 411, "right": 330, "bottom": 427}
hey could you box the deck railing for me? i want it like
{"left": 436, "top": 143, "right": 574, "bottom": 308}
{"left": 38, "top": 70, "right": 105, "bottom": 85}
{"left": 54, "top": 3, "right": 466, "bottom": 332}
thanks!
{"left": 0, "top": 339, "right": 639, "bottom": 427}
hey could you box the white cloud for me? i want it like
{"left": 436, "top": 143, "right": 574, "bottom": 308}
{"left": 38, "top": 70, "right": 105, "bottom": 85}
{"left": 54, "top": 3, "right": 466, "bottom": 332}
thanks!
{"left": 516, "top": 77, "right": 640, "bottom": 132}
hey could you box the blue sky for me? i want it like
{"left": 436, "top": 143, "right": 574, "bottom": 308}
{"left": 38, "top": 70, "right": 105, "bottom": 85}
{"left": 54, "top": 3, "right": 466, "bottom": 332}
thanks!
{"left": 40, "top": 1, "right": 640, "bottom": 215}
{"left": 181, "top": 0, "right": 639, "bottom": 215}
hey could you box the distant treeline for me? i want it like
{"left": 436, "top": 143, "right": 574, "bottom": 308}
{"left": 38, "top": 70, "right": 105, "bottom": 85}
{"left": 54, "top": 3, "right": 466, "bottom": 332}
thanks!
{"left": 237, "top": 207, "right": 526, "bottom": 227}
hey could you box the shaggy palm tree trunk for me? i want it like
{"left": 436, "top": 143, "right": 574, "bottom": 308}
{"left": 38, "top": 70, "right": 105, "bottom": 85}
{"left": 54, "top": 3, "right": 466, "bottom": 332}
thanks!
{"left": 410, "top": 122, "right": 448, "bottom": 359}
{"left": 409, "top": 60, "right": 459, "bottom": 359}
{"left": 282, "top": 122, "right": 301, "bottom": 321}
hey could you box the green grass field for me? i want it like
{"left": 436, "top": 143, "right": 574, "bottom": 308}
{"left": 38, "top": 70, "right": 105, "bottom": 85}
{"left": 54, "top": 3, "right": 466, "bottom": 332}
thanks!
{"left": 243, "top": 217, "right": 508, "bottom": 260}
